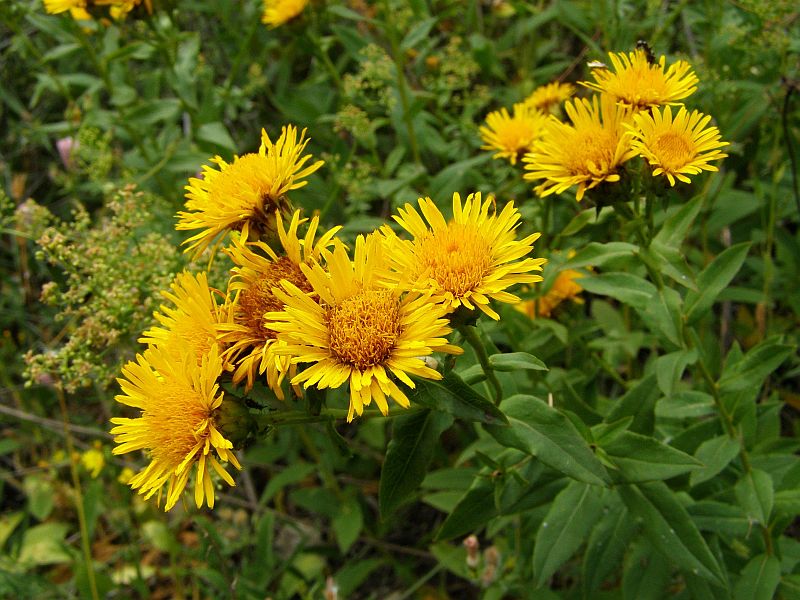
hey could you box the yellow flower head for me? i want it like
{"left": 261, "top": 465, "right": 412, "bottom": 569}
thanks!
{"left": 177, "top": 125, "right": 324, "bottom": 257}
{"left": 522, "top": 82, "right": 575, "bottom": 113}
{"left": 111, "top": 343, "right": 241, "bottom": 511}
{"left": 523, "top": 95, "right": 637, "bottom": 201}
{"left": 517, "top": 268, "right": 584, "bottom": 319}
{"left": 479, "top": 104, "right": 548, "bottom": 165}
{"left": 628, "top": 105, "right": 729, "bottom": 186}
{"left": 384, "top": 192, "right": 546, "bottom": 320}
{"left": 266, "top": 234, "right": 462, "bottom": 421}
{"left": 80, "top": 446, "right": 106, "bottom": 478}
{"left": 44, "top": 0, "right": 91, "bottom": 20}
{"left": 139, "top": 271, "right": 223, "bottom": 364}
{"left": 262, "top": 0, "right": 309, "bottom": 28}
{"left": 218, "top": 210, "right": 341, "bottom": 397}
{"left": 581, "top": 49, "right": 698, "bottom": 111}
{"left": 95, "top": 0, "right": 152, "bottom": 19}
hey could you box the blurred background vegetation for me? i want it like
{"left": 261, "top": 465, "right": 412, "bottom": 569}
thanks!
{"left": 1, "top": 0, "right": 798, "bottom": 598}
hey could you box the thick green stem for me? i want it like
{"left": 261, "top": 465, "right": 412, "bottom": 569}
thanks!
{"left": 459, "top": 325, "right": 503, "bottom": 404}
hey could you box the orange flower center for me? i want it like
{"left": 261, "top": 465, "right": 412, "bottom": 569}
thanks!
{"left": 565, "top": 127, "right": 619, "bottom": 177}
{"left": 326, "top": 290, "right": 401, "bottom": 370}
{"left": 144, "top": 381, "right": 211, "bottom": 466}
{"left": 239, "top": 257, "right": 311, "bottom": 340}
{"left": 414, "top": 223, "right": 492, "bottom": 297}
{"left": 652, "top": 132, "right": 693, "bottom": 170}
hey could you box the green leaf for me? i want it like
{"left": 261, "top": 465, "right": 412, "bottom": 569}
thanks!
{"left": 656, "top": 391, "right": 715, "bottom": 419}
{"left": 23, "top": 475, "right": 55, "bottom": 521}
{"left": 196, "top": 122, "right": 237, "bottom": 153}
{"left": 533, "top": 481, "right": 606, "bottom": 587}
{"left": 719, "top": 337, "right": 795, "bottom": 394}
{"left": 582, "top": 501, "right": 636, "bottom": 594}
{"left": 327, "top": 4, "right": 374, "bottom": 22}
{"left": 400, "top": 17, "right": 437, "bottom": 50}
{"left": 655, "top": 349, "right": 697, "bottom": 397}
{"left": 688, "top": 501, "right": 750, "bottom": 537}
{"left": 605, "top": 374, "right": 659, "bottom": 435}
{"left": 684, "top": 242, "right": 751, "bottom": 324}
{"left": 124, "top": 98, "right": 182, "bottom": 128}
{"left": 429, "top": 154, "right": 489, "bottom": 199}
{"left": 0, "top": 512, "right": 24, "bottom": 549}
{"left": 488, "top": 352, "right": 547, "bottom": 372}
{"left": 379, "top": 409, "right": 453, "bottom": 516}
{"left": 622, "top": 540, "right": 672, "bottom": 600}
{"left": 578, "top": 272, "right": 656, "bottom": 310}
{"left": 601, "top": 431, "right": 702, "bottom": 482}
{"left": 332, "top": 497, "right": 363, "bottom": 553}
{"left": 486, "top": 395, "right": 609, "bottom": 486}
{"left": 17, "top": 522, "right": 71, "bottom": 567}
{"left": 408, "top": 372, "right": 507, "bottom": 425}
{"left": 561, "top": 206, "right": 613, "bottom": 236}
{"left": 774, "top": 489, "right": 800, "bottom": 517}
{"left": 733, "top": 554, "right": 780, "bottom": 600}
{"left": 260, "top": 464, "right": 316, "bottom": 504}
{"left": 654, "top": 195, "right": 703, "bottom": 248}
{"left": 690, "top": 436, "right": 741, "bottom": 487}
{"left": 735, "top": 469, "right": 773, "bottom": 526}
{"left": 618, "top": 481, "right": 727, "bottom": 587}
{"left": 436, "top": 479, "right": 496, "bottom": 541}
{"left": 563, "top": 242, "right": 638, "bottom": 269}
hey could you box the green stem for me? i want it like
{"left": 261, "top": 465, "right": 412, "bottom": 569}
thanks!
{"left": 382, "top": 2, "right": 421, "bottom": 165}
{"left": 459, "top": 325, "right": 502, "bottom": 404}
{"left": 56, "top": 387, "right": 99, "bottom": 600}
{"left": 223, "top": 16, "right": 261, "bottom": 94}
{"left": 688, "top": 330, "right": 751, "bottom": 473}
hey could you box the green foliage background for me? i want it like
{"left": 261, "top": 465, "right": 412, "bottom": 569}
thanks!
{"left": 0, "top": 0, "right": 799, "bottom": 598}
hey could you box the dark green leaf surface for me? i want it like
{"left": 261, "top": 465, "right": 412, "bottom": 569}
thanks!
{"left": 486, "top": 395, "right": 610, "bottom": 486}
{"left": 379, "top": 409, "right": 453, "bottom": 516}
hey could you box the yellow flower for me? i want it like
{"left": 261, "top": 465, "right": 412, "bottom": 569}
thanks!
{"left": 80, "top": 445, "right": 105, "bottom": 478}
{"left": 523, "top": 95, "right": 636, "bottom": 201}
{"left": 262, "top": 0, "right": 309, "bottom": 28}
{"left": 111, "top": 343, "right": 241, "bottom": 511}
{"left": 479, "top": 104, "right": 548, "bottom": 165}
{"left": 177, "top": 125, "right": 324, "bottom": 257}
{"left": 95, "top": 0, "right": 152, "bottom": 18}
{"left": 581, "top": 49, "right": 698, "bottom": 111}
{"left": 266, "top": 235, "right": 462, "bottom": 421}
{"left": 383, "top": 192, "right": 546, "bottom": 320}
{"left": 44, "top": 0, "right": 91, "bottom": 20}
{"left": 118, "top": 467, "right": 135, "bottom": 485}
{"left": 139, "top": 271, "right": 223, "bottom": 364}
{"left": 628, "top": 105, "right": 729, "bottom": 186}
{"left": 517, "top": 269, "right": 584, "bottom": 319}
{"left": 522, "top": 82, "right": 575, "bottom": 113}
{"left": 218, "top": 210, "right": 341, "bottom": 397}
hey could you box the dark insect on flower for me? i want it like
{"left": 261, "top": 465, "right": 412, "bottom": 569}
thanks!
{"left": 636, "top": 40, "right": 657, "bottom": 65}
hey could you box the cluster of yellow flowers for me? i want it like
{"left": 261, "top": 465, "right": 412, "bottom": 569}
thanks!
{"left": 44, "top": 0, "right": 151, "bottom": 21}
{"left": 112, "top": 125, "right": 545, "bottom": 510}
{"left": 481, "top": 49, "right": 729, "bottom": 200}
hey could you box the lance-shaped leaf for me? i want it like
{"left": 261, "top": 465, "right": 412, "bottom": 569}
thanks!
{"left": 489, "top": 352, "right": 547, "bottom": 372}
{"left": 582, "top": 500, "right": 636, "bottom": 594}
{"left": 600, "top": 431, "right": 702, "bottom": 482}
{"left": 733, "top": 554, "right": 780, "bottom": 600}
{"left": 684, "top": 242, "right": 750, "bottom": 324}
{"left": 617, "top": 481, "right": 727, "bottom": 588}
{"left": 533, "top": 481, "right": 607, "bottom": 587}
{"left": 486, "top": 395, "right": 609, "bottom": 486}
{"left": 379, "top": 409, "right": 453, "bottom": 517}
{"left": 408, "top": 372, "right": 507, "bottom": 425}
